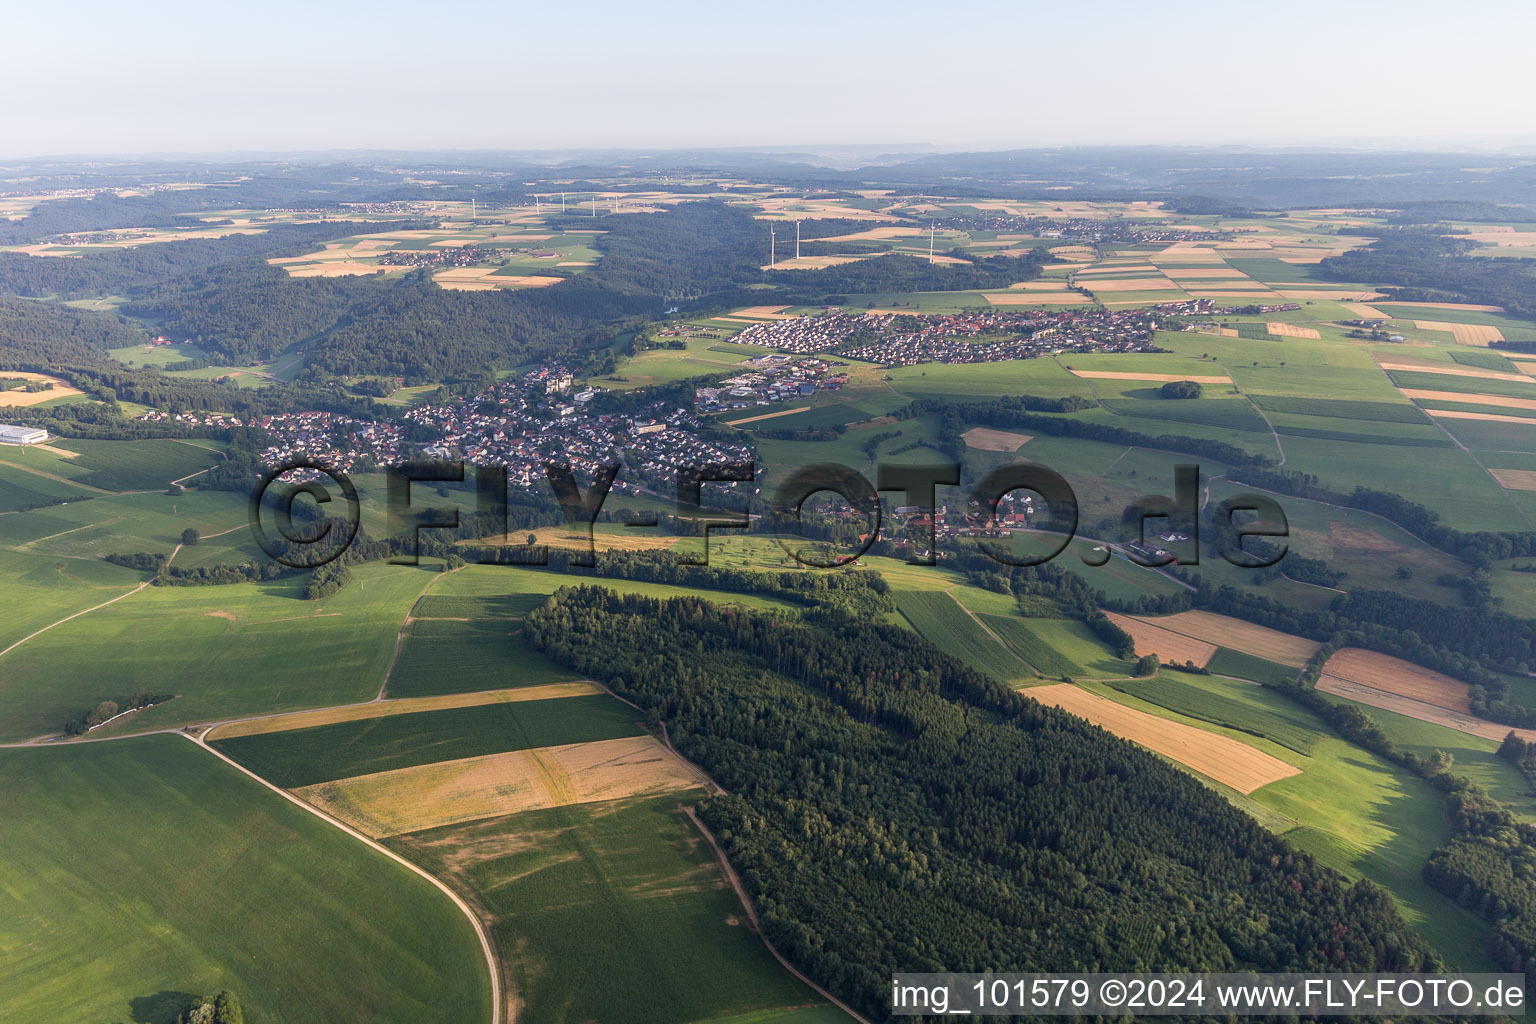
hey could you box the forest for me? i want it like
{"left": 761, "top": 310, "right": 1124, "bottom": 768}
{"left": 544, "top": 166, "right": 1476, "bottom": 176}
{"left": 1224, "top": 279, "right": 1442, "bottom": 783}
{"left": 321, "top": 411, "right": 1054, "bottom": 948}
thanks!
{"left": 525, "top": 587, "right": 1435, "bottom": 1020}
{"left": 1319, "top": 229, "right": 1536, "bottom": 319}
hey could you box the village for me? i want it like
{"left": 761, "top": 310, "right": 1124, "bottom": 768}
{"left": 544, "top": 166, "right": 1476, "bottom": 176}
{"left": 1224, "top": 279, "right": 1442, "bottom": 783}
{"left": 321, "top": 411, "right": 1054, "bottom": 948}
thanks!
{"left": 727, "top": 308, "right": 1167, "bottom": 365}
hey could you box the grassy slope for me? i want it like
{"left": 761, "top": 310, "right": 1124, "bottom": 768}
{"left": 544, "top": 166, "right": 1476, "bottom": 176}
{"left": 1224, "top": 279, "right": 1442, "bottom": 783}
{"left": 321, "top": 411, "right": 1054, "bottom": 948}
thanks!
{"left": 0, "top": 736, "right": 490, "bottom": 1024}
{"left": 0, "top": 562, "right": 436, "bottom": 742}
{"left": 389, "top": 796, "right": 821, "bottom": 1024}
{"left": 1072, "top": 677, "right": 1495, "bottom": 969}
{"left": 211, "top": 694, "right": 642, "bottom": 787}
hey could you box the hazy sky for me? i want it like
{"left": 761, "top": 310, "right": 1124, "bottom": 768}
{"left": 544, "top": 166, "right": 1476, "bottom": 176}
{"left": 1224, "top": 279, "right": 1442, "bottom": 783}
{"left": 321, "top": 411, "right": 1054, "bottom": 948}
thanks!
{"left": 5, "top": 0, "right": 1534, "bottom": 159}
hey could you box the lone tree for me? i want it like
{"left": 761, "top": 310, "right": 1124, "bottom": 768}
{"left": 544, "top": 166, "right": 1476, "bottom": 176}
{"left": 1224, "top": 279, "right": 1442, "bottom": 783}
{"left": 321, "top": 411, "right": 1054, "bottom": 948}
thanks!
{"left": 180, "top": 528, "right": 200, "bottom": 546}
{"left": 1159, "top": 380, "right": 1203, "bottom": 400}
{"left": 1134, "top": 653, "right": 1161, "bottom": 677}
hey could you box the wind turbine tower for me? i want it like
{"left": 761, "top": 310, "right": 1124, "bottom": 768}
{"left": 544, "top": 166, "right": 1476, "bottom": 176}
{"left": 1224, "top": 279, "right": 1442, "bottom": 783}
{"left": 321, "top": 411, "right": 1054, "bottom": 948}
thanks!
{"left": 795, "top": 220, "right": 801, "bottom": 260}
{"left": 770, "top": 226, "right": 776, "bottom": 269}
{"left": 561, "top": 192, "right": 566, "bottom": 213}
{"left": 929, "top": 222, "right": 935, "bottom": 264}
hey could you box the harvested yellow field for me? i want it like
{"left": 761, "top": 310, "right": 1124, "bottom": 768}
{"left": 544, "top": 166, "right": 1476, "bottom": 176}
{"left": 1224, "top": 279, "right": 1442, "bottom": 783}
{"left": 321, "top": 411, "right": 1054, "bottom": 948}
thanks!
{"left": 205, "top": 683, "right": 601, "bottom": 741}
{"left": 1103, "top": 612, "right": 1216, "bottom": 667}
{"left": 1276, "top": 289, "right": 1384, "bottom": 301}
{"left": 1007, "top": 280, "right": 1072, "bottom": 291}
{"left": 983, "top": 292, "right": 1092, "bottom": 305}
{"left": 1188, "top": 290, "right": 1280, "bottom": 298}
{"left": 1161, "top": 268, "right": 1249, "bottom": 279}
{"left": 1426, "top": 409, "right": 1536, "bottom": 424}
{"left": 1489, "top": 469, "right": 1536, "bottom": 491}
{"left": 476, "top": 525, "right": 677, "bottom": 553}
{"left": 809, "top": 225, "right": 922, "bottom": 242}
{"left": 434, "top": 273, "right": 563, "bottom": 291}
{"left": 1323, "top": 648, "right": 1470, "bottom": 712}
{"left": 1412, "top": 320, "right": 1504, "bottom": 345}
{"left": 433, "top": 267, "right": 498, "bottom": 280}
{"left": 1513, "top": 362, "right": 1536, "bottom": 376}
{"left": 765, "top": 255, "right": 868, "bottom": 270}
{"left": 1024, "top": 684, "right": 1300, "bottom": 794}
{"left": 1082, "top": 277, "right": 1180, "bottom": 292}
{"left": 733, "top": 305, "right": 791, "bottom": 317}
{"left": 0, "top": 372, "right": 82, "bottom": 406}
{"left": 1076, "top": 264, "right": 1158, "bottom": 275}
{"left": 1388, "top": 301, "right": 1506, "bottom": 313}
{"left": 961, "top": 427, "right": 1033, "bottom": 452}
{"left": 1399, "top": 389, "right": 1536, "bottom": 412}
{"left": 1379, "top": 361, "right": 1531, "bottom": 382}
{"left": 1344, "top": 303, "right": 1388, "bottom": 319}
{"left": 294, "top": 735, "right": 704, "bottom": 838}
{"left": 284, "top": 261, "right": 407, "bottom": 278}
{"left": 1140, "top": 610, "right": 1320, "bottom": 667}
{"left": 1267, "top": 323, "right": 1321, "bottom": 339}
{"left": 1315, "top": 677, "right": 1536, "bottom": 744}
{"left": 724, "top": 405, "right": 812, "bottom": 426}
{"left": 1068, "top": 370, "right": 1232, "bottom": 384}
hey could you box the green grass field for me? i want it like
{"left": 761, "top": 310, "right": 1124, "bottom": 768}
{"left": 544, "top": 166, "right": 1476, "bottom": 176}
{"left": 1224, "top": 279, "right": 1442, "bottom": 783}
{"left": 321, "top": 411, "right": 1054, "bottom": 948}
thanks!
{"left": 0, "top": 736, "right": 490, "bottom": 1024}
{"left": 212, "top": 693, "right": 642, "bottom": 787}
{"left": 389, "top": 796, "right": 823, "bottom": 1024}
{"left": 386, "top": 618, "right": 584, "bottom": 697}
{"left": 0, "top": 562, "right": 436, "bottom": 743}
{"left": 978, "top": 613, "right": 1085, "bottom": 677}
{"left": 1107, "top": 671, "right": 1324, "bottom": 754}
{"left": 1206, "top": 647, "right": 1300, "bottom": 687}
{"left": 892, "top": 590, "right": 1034, "bottom": 682}
{"left": 0, "top": 437, "right": 227, "bottom": 493}
{"left": 1075, "top": 677, "right": 1497, "bottom": 969}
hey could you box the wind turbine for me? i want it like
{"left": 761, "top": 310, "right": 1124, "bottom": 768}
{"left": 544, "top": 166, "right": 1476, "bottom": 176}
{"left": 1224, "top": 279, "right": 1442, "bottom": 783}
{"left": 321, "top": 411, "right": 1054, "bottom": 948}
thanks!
{"left": 592, "top": 194, "right": 598, "bottom": 217}
{"left": 561, "top": 192, "right": 566, "bottom": 213}
{"left": 770, "top": 225, "right": 776, "bottom": 268}
{"left": 795, "top": 220, "right": 801, "bottom": 260}
{"left": 929, "top": 221, "right": 935, "bottom": 264}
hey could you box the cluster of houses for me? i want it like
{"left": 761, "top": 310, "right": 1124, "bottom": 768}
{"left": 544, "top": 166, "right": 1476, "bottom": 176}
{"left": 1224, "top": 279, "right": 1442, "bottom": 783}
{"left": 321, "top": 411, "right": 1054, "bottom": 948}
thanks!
{"left": 730, "top": 314, "right": 874, "bottom": 355}
{"left": 931, "top": 215, "right": 1224, "bottom": 244}
{"left": 379, "top": 245, "right": 493, "bottom": 269}
{"left": 695, "top": 356, "right": 850, "bottom": 412}
{"left": 840, "top": 308, "right": 1164, "bottom": 365}
{"left": 239, "top": 365, "right": 750, "bottom": 500}
{"left": 397, "top": 373, "right": 751, "bottom": 495}
{"left": 1153, "top": 298, "right": 1304, "bottom": 317}
{"left": 136, "top": 410, "right": 246, "bottom": 429}
{"left": 252, "top": 412, "right": 407, "bottom": 473}
{"left": 727, "top": 309, "right": 1164, "bottom": 367}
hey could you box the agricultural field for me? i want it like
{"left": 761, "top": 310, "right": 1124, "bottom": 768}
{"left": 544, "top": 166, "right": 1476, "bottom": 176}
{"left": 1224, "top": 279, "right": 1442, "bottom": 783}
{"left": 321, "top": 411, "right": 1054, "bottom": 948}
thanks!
{"left": 295, "top": 734, "right": 705, "bottom": 838}
{"left": 210, "top": 693, "right": 643, "bottom": 788}
{"left": 1049, "top": 675, "right": 1498, "bottom": 968}
{"left": 892, "top": 590, "right": 1034, "bottom": 682}
{"left": 0, "top": 736, "right": 490, "bottom": 1024}
{"left": 389, "top": 797, "right": 828, "bottom": 1024}
{"left": 0, "top": 561, "right": 438, "bottom": 743}
{"left": 1127, "top": 610, "right": 1321, "bottom": 667}
{"left": 1107, "top": 671, "right": 1325, "bottom": 754}
{"left": 1023, "top": 682, "right": 1301, "bottom": 793}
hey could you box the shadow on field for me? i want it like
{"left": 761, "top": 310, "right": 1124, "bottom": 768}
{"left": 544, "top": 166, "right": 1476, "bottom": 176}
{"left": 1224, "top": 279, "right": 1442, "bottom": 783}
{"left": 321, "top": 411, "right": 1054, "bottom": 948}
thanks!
{"left": 123, "top": 990, "right": 197, "bottom": 1024}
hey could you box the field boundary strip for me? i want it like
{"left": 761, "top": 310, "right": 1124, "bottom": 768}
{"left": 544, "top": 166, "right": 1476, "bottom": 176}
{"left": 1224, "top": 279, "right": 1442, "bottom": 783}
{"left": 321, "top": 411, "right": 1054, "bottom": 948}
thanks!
{"left": 205, "top": 683, "right": 603, "bottom": 741}
{"left": 1024, "top": 683, "right": 1301, "bottom": 794}
{"left": 190, "top": 733, "right": 504, "bottom": 1024}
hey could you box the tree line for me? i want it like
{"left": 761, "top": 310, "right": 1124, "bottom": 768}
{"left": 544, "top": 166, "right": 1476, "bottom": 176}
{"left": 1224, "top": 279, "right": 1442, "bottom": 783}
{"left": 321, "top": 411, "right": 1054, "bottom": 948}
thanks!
{"left": 524, "top": 586, "right": 1435, "bottom": 1020}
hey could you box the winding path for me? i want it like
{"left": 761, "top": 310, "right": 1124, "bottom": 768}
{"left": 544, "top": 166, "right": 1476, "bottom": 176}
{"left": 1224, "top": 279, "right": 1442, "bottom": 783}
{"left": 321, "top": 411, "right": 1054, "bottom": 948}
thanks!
{"left": 189, "top": 731, "right": 504, "bottom": 1024}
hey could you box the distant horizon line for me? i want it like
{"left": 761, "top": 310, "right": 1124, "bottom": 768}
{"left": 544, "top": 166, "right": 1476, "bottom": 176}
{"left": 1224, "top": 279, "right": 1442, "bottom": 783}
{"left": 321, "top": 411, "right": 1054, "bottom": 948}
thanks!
{"left": 7, "top": 137, "right": 1536, "bottom": 167}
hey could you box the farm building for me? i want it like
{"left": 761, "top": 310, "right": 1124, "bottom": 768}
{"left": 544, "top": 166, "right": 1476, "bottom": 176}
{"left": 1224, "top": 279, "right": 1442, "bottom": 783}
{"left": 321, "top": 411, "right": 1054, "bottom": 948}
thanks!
{"left": 0, "top": 424, "right": 47, "bottom": 445}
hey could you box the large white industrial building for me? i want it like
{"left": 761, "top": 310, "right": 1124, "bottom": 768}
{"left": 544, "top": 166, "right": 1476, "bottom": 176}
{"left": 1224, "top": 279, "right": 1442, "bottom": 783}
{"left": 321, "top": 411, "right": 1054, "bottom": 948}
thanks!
{"left": 0, "top": 424, "right": 48, "bottom": 446}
